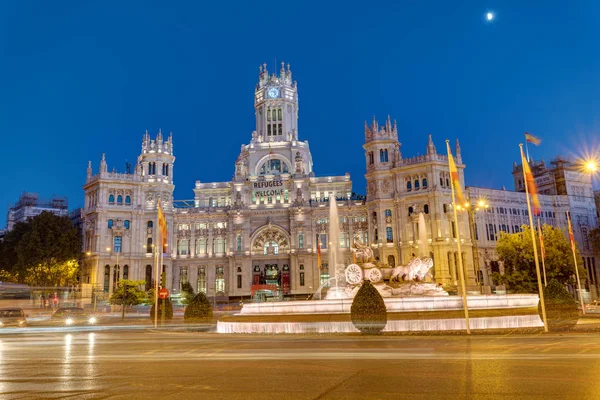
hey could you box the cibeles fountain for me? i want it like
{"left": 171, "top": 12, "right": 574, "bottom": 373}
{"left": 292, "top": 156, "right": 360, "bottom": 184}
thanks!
{"left": 217, "top": 199, "right": 544, "bottom": 334}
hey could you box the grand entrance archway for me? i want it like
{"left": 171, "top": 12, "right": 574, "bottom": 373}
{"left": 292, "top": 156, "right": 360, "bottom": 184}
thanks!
{"left": 250, "top": 222, "right": 291, "bottom": 295}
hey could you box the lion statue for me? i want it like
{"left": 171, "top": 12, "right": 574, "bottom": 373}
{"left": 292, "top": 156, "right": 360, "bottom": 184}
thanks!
{"left": 390, "top": 257, "right": 434, "bottom": 282}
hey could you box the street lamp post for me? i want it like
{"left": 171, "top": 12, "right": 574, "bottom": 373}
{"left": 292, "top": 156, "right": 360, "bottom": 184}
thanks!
{"left": 462, "top": 200, "right": 489, "bottom": 288}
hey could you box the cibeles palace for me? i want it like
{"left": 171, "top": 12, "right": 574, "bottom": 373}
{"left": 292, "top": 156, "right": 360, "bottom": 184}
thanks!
{"left": 82, "top": 63, "right": 599, "bottom": 300}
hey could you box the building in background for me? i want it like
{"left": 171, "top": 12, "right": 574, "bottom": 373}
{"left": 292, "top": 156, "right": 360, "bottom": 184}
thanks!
{"left": 5, "top": 192, "right": 68, "bottom": 232}
{"left": 81, "top": 64, "right": 599, "bottom": 301}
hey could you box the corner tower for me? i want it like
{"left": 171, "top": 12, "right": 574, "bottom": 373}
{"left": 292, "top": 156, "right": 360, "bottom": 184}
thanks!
{"left": 254, "top": 62, "right": 298, "bottom": 143}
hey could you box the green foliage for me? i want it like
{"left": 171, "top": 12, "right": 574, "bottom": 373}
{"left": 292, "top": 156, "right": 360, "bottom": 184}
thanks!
{"left": 180, "top": 281, "right": 195, "bottom": 306}
{"left": 350, "top": 280, "right": 387, "bottom": 334}
{"left": 493, "top": 224, "right": 586, "bottom": 293}
{"left": 184, "top": 292, "right": 213, "bottom": 323}
{"left": 109, "top": 280, "right": 148, "bottom": 310}
{"left": 0, "top": 212, "right": 81, "bottom": 286}
{"left": 542, "top": 279, "right": 579, "bottom": 331}
{"left": 150, "top": 298, "right": 174, "bottom": 321}
{"left": 590, "top": 228, "right": 600, "bottom": 256}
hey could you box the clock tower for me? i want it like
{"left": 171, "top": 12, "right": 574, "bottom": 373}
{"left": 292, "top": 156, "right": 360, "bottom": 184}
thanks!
{"left": 254, "top": 62, "right": 298, "bottom": 143}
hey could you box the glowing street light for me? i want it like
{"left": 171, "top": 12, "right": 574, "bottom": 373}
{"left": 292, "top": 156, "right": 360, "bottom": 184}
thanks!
{"left": 585, "top": 160, "right": 598, "bottom": 173}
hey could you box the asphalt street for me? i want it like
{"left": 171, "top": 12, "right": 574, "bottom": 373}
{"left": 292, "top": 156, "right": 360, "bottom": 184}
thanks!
{"left": 1, "top": 329, "right": 600, "bottom": 399}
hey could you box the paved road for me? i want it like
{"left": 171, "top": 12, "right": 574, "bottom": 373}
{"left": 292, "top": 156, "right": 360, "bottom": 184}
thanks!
{"left": 1, "top": 330, "right": 600, "bottom": 399}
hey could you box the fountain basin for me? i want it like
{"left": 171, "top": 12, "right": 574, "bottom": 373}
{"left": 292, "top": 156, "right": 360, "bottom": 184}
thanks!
{"left": 238, "top": 294, "right": 540, "bottom": 315}
{"left": 218, "top": 294, "right": 543, "bottom": 334}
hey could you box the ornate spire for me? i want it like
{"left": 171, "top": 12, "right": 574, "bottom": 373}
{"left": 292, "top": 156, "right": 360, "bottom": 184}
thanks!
{"left": 156, "top": 128, "right": 163, "bottom": 143}
{"left": 426, "top": 134, "right": 437, "bottom": 155}
{"left": 456, "top": 138, "right": 462, "bottom": 163}
{"left": 386, "top": 115, "right": 392, "bottom": 133}
{"left": 100, "top": 153, "right": 107, "bottom": 173}
{"left": 280, "top": 61, "right": 285, "bottom": 77}
{"left": 87, "top": 161, "right": 92, "bottom": 178}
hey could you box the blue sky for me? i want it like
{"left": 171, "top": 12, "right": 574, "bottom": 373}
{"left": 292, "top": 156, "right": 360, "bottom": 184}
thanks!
{"left": 1, "top": 1, "right": 599, "bottom": 226}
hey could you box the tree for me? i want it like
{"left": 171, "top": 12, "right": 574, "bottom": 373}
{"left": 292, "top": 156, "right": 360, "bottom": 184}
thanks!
{"left": 492, "top": 224, "right": 586, "bottom": 293}
{"left": 184, "top": 292, "right": 213, "bottom": 324}
{"left": 109, "top": 280, "right": 147, "bottom": 318}
{"left": 1, "top": 212, "right": 81, "bottom": 287}
{"left": 350, "top": 280, "right": 387, "bottom": 334}
{"left": 150, "top": 298, "right": 173, "bottom": 322}
{"left": 180, "top": 281, "right": 195, "bottom": 306}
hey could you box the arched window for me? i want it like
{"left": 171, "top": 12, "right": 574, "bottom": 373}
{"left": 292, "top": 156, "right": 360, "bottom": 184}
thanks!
{"left": 123, "top": 265, "right": 129, "bottom": 280}
{"left": 264, "top": 240, "right": 279, "bottom": 255}
{"left": 259, "top": 159, "right": 289, "bottom": 175}
{"left": 387, "top": 255, "right": 396, "bottom": 267}
{"left": 385, "top": 209, "right": 392, "bottom": 217}
{"left": 146, "top": 237, "right": 153, "bottom": 253}
{"left": 162, "top": 163, "right": 166, "bottom": 175}
{"left": 408, "top": 206, "right": 414, "bottom": 216}
{"left": 446, "top": 178, "right": 450, "bottom": 187}
{"left": 380, "top": 149, "right": 385, "bottom": 162}
{"left": 414, "top": 180, "right": 420, "bottom": 189}
{"left": 124, "top": 220, "right": 130, "bottom": 230}
{"left": 384, "top": 149, "right": 389, "bottom": 162}
{"left": 108, "top": 219, "right": 114, "bottom": 229}
{"left": 298, "top": 232, "right": 304, "bottom": 249}
{"left": 197, "top": 266, "right": 207, "bottom": 293}
{"left": 440, "top": 177, "right": 444, "bottom": 186}
{"left": 145, "top": 265, "right": 152, "bottom": 290}
{"left": 117, "top": 195, "right": 123, "bottom": 204}
{"left": 369, "top": 152, "right": 374, "bottom": 165}
{"left": 103, "top": 265, "right": 110, "bottom": 292}
{"left": 165, "top": 164, "right": 169, "bottom": 176}
{"left": 424, "top": 204, "right": 430, "bottom": 214}
{"left": 125, "top": 195, "right": 131, "bottom": 205}
{"left": 147, "top": 221, "right": 153, "bottom": 228}
{"left": 422, "top": 178, "right": 428, "bottom": 188}
{"left": 407, "top": 181, "right": 412, "bottom": 191}
{"left": 386, "top": 227, "right": 393, "bottom": 242}
{"left": 236, "top": 235, "right": 242, "bottom": 252}
{"left": 108, "top": 194, "right": 115, "bottom": 204}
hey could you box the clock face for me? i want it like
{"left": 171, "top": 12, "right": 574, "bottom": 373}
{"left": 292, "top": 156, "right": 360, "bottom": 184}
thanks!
{"left": 268, "top": 87, "right": 279, "bottom": 98}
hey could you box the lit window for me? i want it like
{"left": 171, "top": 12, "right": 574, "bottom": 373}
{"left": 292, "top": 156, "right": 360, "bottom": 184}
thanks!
{"left": 215, "top": 267, "right": 225, "bottom": 295}
{"left": 197, "top": 266, "right": 207, "bottom": 293}
{"left": 113, "top": 236, "right": 122, "bottom": 253}
{"left": 386, "top": 227, "right": 393, "bottom": 243}
{"left": 298, "top": 232, "right": 304, "bottom": 249}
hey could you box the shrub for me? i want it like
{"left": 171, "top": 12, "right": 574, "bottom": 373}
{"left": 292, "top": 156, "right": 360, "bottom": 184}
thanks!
{"left": 541, "top": 279, "right": 578, "bottom": 331}
{"left": 184, "top": 292, "right": 213, "bottom": 324}
{"left": 150, "top": 298, "right": 174, "bottom": 322}
{"left": 181, "top": 281, "right": 195, "bottom": 306}
{"left": 350, "top": 280, "right": 387, "bottom": 334}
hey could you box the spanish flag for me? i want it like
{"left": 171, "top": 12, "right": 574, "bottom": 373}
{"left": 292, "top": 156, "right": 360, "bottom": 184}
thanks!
{"left": 316, "top": 233, "right": 322, "bottom": 269}
{"left": 447, "top": 142, "right": 466, "bottom": 207}
{"left": 538, "top": 219, "right": 546, "bottom": 260}
{"left": 525, "top": 132, "right": 541, "bottom": 146}
{"left": 158, "top": 201, "right": 168, "bottom": 251}
{"left": 567, "top": 212, "right": 577, "bottom": 253}
{"left": 520, "top": 147, "right": 541, "bottom": 215}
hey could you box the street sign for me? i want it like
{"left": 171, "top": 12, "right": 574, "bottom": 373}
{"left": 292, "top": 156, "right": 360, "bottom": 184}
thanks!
{"left": 158, "top": 288, "right": 169, "bottom": 299}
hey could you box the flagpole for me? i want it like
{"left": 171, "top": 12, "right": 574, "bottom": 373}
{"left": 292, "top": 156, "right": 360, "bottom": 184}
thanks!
{"left": 520, "top": 144, "right": 548, "bottom": 332}
{"left": 154, "top": 225, "right": 159, "bottom": 329}
{"left": 537, "top": 218, "right": 547, "bottom": 287}
{"left": 567, "top": 211, "right": 586, "bottom": 314}
{"left": 446, "top": 140, "right": 470, "bottom": 334}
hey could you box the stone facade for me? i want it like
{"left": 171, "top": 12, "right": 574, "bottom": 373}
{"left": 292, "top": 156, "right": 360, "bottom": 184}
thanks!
{"left": 82, "top": 64, "right": 599, "bottom": 299}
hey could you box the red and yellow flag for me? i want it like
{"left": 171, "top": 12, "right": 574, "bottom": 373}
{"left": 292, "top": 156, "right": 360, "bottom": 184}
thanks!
{"left": 447, "top": 145, "right": 466, "bottom": 207}
{"left": 525, "top": 132, "right": 542, "bottom": 146}
{"left": 538, "top": 219, "right": 546, "bottom": 260}
{"left": 567, "top": 212, "right": 577, "bottom": 253}
{"left": 520, "top": 147, "right": 541, "bottom": 215}
{"left": 316, "top": 234, "right": 322, "bottom": 269}
{"left": 158, "top": 201, "right": 168, "bottom": 251}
